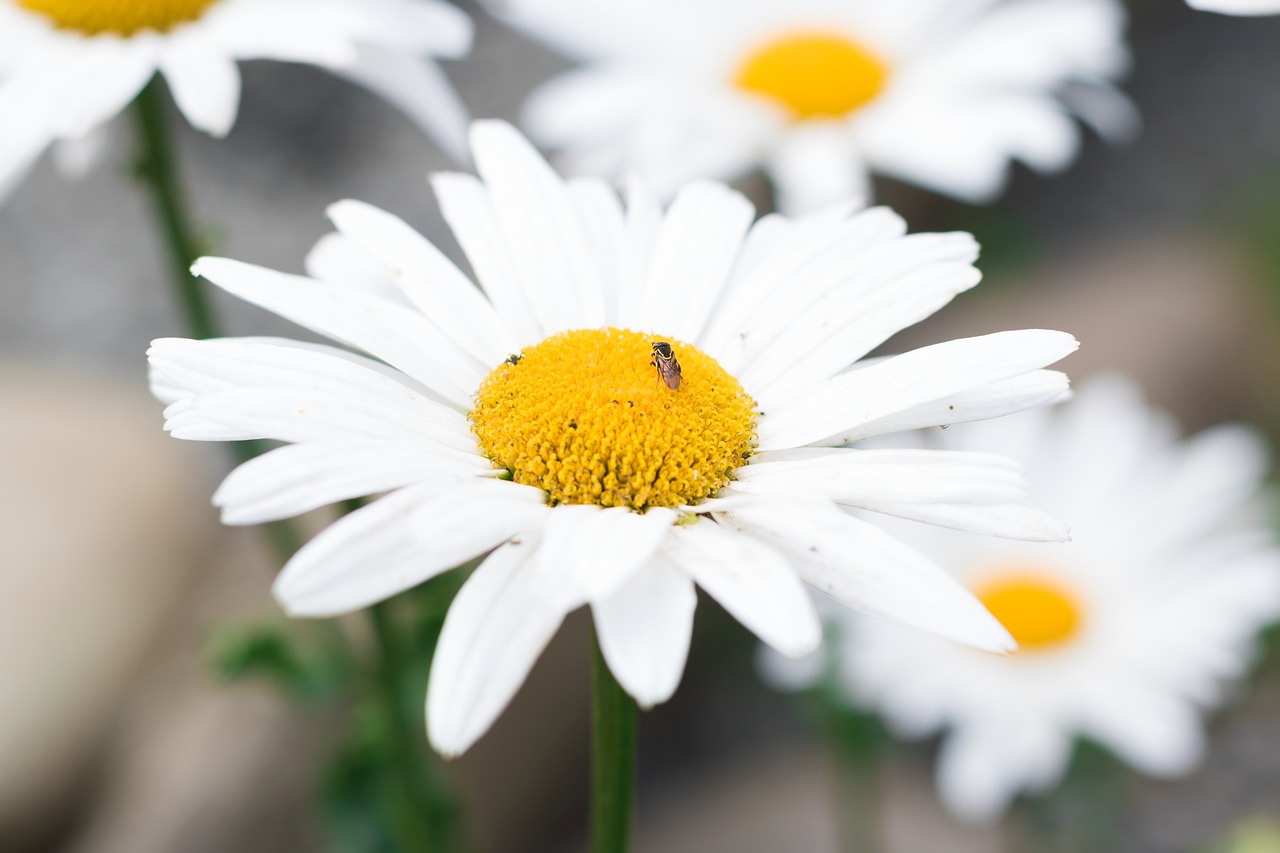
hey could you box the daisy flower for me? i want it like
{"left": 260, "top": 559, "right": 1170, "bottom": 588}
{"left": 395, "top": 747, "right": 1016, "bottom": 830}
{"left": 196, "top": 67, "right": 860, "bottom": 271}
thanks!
{"left": 1186, "top": 0, "right": 1280, "bottom": 13}
{"left": 148, "top": 120, "right": 1079, "bottom": 757}
{"left": 0, "top": 0, "right": 472, "bottom": 203}
{"left": 495, "top": 0, "right": 1134, "bottom": 214}
{"left": 768, "top": 377, "right": 1280, "bottom": 822}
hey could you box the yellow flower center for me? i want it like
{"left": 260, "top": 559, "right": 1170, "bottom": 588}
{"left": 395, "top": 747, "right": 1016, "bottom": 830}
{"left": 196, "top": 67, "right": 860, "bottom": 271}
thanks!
{"left": 470, "top": 328, "right": 757, "bottom": 510}
{"left": 17, "top": 0, "right": 218, "bottom": 34}
{"left": 972, "top": 571, "right": 1082, "bottom": 652}
{"left": 734, "top": 31, "right": 889, "bottom": 121}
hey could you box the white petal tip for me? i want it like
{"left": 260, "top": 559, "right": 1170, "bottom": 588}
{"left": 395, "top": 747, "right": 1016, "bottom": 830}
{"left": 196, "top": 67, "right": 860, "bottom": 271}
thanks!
{"left": 189, "top": 256, "right": 221, "bottom": 277}
{"left": 429, "top": 739, "right": 463, "bottom": 761}
{"left": 216, "top": 508, "right": 257, "bottom": 527}
{"left": 772, "top": 631, "right": 823, "bottom": 660}
{"left": 983, "top": 626, "right": 1018, "bottom": 655}
{"left": 324, "top": 198, "right": 367, "bottom": 223}
{"left": 629, "top": 681, "right": 679, "bottom": 711}
{"left": 468, "top": 120, "right": 539, "bottom": 164}
{"left": 1041, "top": 520, "right": 1073, "bottom": 543}
{"left": 426, "top": 722, "right": 475, "bottom": 760}
{"left": 270, "top": 582, "right": 336, "bottom": 620}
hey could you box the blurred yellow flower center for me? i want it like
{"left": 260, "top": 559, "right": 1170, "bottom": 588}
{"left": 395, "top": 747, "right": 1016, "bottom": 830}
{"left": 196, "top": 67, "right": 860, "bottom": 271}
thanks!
{"left": 471, "top": 328, "right": 757, "bottom": 510}
{"left": 734, "top": 31, "right": 889, "bottom": 120}
{"left": 973, "top": 572, "right": 1082, "bottom": 651}
{"left": 17, "top": 0, "right": 218, "bottom": 34}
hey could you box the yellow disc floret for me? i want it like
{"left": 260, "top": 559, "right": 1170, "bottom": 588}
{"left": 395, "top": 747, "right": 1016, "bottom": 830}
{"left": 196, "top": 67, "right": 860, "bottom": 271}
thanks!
{"left": 471, "top": 328, "right": 757, "bottom": 510}
{"left": 735, "top": 31, "right": 889, "bottom": 121}
{"left": 18, "top": 0, "right": 218, "bottom": 35}
{"left": 972, "top": 571, "right": 1083, "bottom": 652}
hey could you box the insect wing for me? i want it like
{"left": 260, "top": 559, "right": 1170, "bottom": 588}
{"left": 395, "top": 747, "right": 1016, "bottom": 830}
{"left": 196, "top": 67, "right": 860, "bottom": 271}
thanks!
{"left": 652, "top": 343, "right": 682, "bottom": 390}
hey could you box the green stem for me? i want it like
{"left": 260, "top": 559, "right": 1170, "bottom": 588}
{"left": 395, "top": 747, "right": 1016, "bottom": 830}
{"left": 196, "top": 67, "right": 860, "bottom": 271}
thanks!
{"left": 131, "top": 76, "right": 216, "bottom": 340}
{"left": 1016, "top": 741, "right": 1126, "bottom": 853}
{"left": 822, "top": 705, "right": 886, "bottom": 853}
{"left": 591, "top": 629, "right": 638, "bottom": 853}
{"left": 131, "top": 77, "right": 306, "bottom": 559}
{"left": 834, "top": 742, "right": 881, "bottom": 852}
{"left": 371, "top": 601, "right": 459, "bottom": 851}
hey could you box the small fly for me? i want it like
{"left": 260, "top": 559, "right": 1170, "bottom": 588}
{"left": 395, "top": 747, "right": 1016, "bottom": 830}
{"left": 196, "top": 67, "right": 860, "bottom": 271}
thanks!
{"left": 650, "top": 341, "right": 682, "bottom": 390}
{"left": 503, "top": 352, "right": 524, "bottom": 366}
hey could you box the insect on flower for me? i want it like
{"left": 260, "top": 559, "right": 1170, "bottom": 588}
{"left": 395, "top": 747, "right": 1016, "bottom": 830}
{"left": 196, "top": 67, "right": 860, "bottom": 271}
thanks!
{"left": 651, "top": 341, "right": 682, "bottom": 390}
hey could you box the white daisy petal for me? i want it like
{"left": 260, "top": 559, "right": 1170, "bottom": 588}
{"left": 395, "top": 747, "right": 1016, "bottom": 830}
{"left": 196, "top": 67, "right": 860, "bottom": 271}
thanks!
{"left": 703, "top": 205, "right": 910, "bottom": 367}
{"left": 718, "top": 501, "right": 1014, "bottom": 652}
{"left": 592, "top": 556, "right": 697, "bottom": 707}
{"left": 742, "top": 253, "right": 983, "bottom": 403}
{"left": 755, "top": 330, "right": 1079, "bottom": 451}
{"left": 163, "top": 386, "right": 458, "bottom": 445}
{"left": 718, "top": 229, "right": 979, "bottom": 397}
{"left": 52, "top": 116, "right": 113, "bottom": 179}
{"left": 159, "top": 38, "right": 241, "bottom": 137}
{"left": 275, "top": 479, "right": 547, "bottom": 618}
{"left": 768, "top": 124, "right": 868, "bottom": 217}
{"left": 735, "top": 449, "right": 1028, "bottom": 508}
{"left": 534, "top": 505, "right": 678, "bottom": 603}
{"left": 211, "top": 2, "right": 358, "bottom": 66}
{"left": 468, "top": 120, "right": 607, "bottom": 334}
{"left": 354, "top": 0, "right": 474, "bottom": 57}
{"left": 1129, "top": 424, "right": 1270, "bottom": 548}
{"left": 191, "top": 256, "right": 485, "bottom": 407}
{"left": 304, "top": 232, "right": 406, "bottom": 304}
{"left": 666, "top": 522, "right": 821, "bottom": 658}
{"left": 147, "top": 336, "right": 471, "bottom": 450}
{"left": 427, "top": 536, "right": 571, "bottom": 757}
{"left": 1078, "top": 688, "right": 1204, "bottom": 777}
{"left": 326, "top": 199, "right": 514, "bottom": 363}
{"left": 635, "top": 181, "right": 754, "bottom": 342}
{"left": 430, "top": 171, "right": 544, "bottom": 345}
{"left": 613, "top": 174, "right": 664, "bottom": 325}
{"left": 54, "top": 40, "right": 157, "bottom": 139}
{"left": 861, "top": 93, "right": 1080, "bottom": 204}
{"left": 837, "top": 369, "right": 1071, "bottom": 445}
{"left": 0, "top": 116, "right": 49, "bottom": 206}
{"left": 149, "top": 335, "right": 429, "bottom": 398}
{"left": 1188, "top": 0, "right": 1280, "bottom": 12}
{"left": 568, "top": 177, "right": 628, "bottom": 321}
{"left": 936, "top": 719, "right": 1054, "bottom": 825}
{"left": 214, "top": 439, "right": 492, "bottom": 525}
{"left": 332, "top": 48, "right": 470, "bottom": 163}
{"left": 860, "top": 500, "right": 1070, "bottom": 542}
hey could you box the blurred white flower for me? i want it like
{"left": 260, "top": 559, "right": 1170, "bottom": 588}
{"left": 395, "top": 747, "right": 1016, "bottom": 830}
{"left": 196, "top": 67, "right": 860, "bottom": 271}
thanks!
{"left": 767, "top": 377, "right": 1280, "bottom": 823}
{"left": 1187, "top": 0, "right": 1280, "bottom": 14}
{"left": 0, "top": 0, "right": 473, "bottom": 203}
{"left": 148, "top": 120, "right": 1079, "bottom": 757}
{"left": 496, "top": 0, "right": 1134, "bottom": 214}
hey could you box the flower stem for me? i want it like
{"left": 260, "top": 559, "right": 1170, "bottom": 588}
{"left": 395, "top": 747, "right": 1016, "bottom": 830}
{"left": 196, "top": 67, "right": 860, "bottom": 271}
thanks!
{"left": 823, "top": 707, "right": 887, "bottom": 853}
{"left": 130, "top": 77, "right": 304, "bottom": 559}
{"left": 1019, "top": 741, "right": 1126, "bottom": 852}
{"left": 591, "top": 628, "right": 638, "bottom": 853}
{"left": 130, "top": 76, "right": 216, "bottom": 341}
{"left": 371, "top": 600, "right": 460, "bottom": 851}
